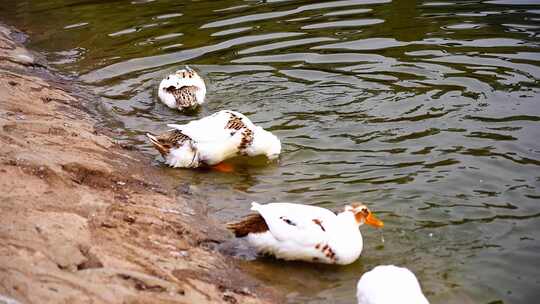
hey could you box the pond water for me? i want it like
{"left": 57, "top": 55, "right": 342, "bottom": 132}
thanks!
{"left": 1, "top": 0, "right": 539, "bottom": 303}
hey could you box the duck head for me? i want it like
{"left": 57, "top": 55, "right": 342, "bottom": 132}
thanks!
{"left": 344, "top": 203, "right": 384, "bottom": 228}
{"left": 250, "top": 127, "right": 282, "bottom": 160}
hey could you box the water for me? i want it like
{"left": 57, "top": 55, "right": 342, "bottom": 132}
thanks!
{"left": 1, "top": 0, "right": 539, "bottom": 303}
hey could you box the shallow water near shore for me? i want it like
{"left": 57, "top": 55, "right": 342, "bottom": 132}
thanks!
{"left": 1, "top": 0, "right": 539, "bottom": 303}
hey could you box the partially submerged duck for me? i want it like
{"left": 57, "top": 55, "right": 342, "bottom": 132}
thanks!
{"left": 158, "top": 66, "right": 206, "bottom": 111}
{"left": 227, "top": 202, "right": 384, "bottom": 265}
{"left": 357, "top": 265, "right": 429, "bottom": 304}
{"left": 146, "top": 110, "right": 281, "bottom": 171}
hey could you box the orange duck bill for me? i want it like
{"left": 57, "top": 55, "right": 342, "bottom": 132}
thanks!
{"left": 365, "top": 212, "right": 384, "bottom": 228}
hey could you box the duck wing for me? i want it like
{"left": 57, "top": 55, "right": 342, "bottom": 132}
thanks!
{"left": 167, "top": 110, "right": 252, "bottom": 144}
{"left": 251, "top": 202, "right": 337, "bottom": 245}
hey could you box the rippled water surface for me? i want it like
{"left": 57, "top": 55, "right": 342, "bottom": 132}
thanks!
{"left": 2, "top": 0, "right": 539, "bottom": 303}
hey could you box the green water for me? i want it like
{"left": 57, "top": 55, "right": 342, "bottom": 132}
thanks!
{"left": 2, "top": 0, "right": 539, "bottom": 303}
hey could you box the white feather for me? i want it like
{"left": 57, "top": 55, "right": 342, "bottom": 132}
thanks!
{"left": 246, "top": 126, "right": 281, "bottom": 160}
{"left": 244, "top": 202, "right": 364, "bottom": 265}
{"left": 155, "top": 110, "right": 281, "bottom": 168}
{"left": 168, "top": 111, "right": 239, "bottom": 143}
{"left": 357, "top": 265, "right": 429, "bottom": 304}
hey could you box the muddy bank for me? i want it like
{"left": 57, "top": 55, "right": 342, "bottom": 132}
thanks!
{"left": 0, "top": 24, "right": 279, "bottom": 304}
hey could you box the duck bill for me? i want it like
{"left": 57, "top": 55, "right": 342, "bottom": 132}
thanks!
{"left": 365, "top": 212, "right": 384, "bottom": 228}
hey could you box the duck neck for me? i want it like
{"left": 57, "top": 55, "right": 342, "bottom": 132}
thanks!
{"left": 327, "top": 212, "right": 363, "bottom": 264}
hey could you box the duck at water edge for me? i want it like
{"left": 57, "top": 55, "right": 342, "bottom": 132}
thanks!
{"left": 227, "top": 202, "right": 384, "bottom": 265}
{"left": 146, "top": 110, "right": 281, "bottom": 171}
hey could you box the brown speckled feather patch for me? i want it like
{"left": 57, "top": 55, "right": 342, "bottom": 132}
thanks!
{"left": 149, "top": 129, "right": 192, "bottom": 157}
{"left": 159, "top": 129, "right": 191, "bottom": 147}
{"left": 165, "top": 85, "right": 199, "bottom": 108}
{"left": 227, "top": 213, "right": 269, "bottom": 237}
{"left": 177, "top": 70, "right": 196, "bottom": 79}
{"left": 225, "top": 113, "right": 246, "bottom": 130}
{"left": 312, "top": 219, "right": 326, "bottom": 232}
{"left": 238, "top": 128, "right": 254, "bottom": 155}
{"left": 224, "top": 113, "right": 254, "bottom": 154}
{"left": 315, "top": 243, "right": 337, "bottom": 263}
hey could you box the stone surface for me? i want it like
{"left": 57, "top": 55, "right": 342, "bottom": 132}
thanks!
{"left": 0, "top": 23, "right": 279, "bottom": 304}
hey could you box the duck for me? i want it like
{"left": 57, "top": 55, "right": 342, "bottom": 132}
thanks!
{"left": 357, "top": 265, "right": 429, "bottom": 304}
{"left": 158, "top": 66, "right": 206, "bottom": 110}
{"left": 227, "top": 202, "right": 384, "bottom": 265}
{"left": 146, "top": 110, "right": 281, "bottom": 171}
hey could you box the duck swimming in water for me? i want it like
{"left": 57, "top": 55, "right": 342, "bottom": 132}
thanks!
{"left": 158, "top": 66, "right": 206, "bottom": 111}
{"left": 356, "top": 265, "right": 429, "bottom": 304}
{"left": 227, "top": 202, "right": 384, "bottom": 265}
{"left": 146, "top": 110, "right": 281, "bottom": 171}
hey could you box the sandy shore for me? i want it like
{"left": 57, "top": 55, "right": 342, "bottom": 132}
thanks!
{"left": 0, "top": 24, "right": 279, "bottom": 304}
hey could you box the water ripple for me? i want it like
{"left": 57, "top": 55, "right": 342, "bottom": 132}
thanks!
{"left": 3, "top": 0, "right": 540, "bottom": 302}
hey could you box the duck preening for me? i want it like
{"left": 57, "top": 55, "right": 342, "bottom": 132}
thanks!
{"left": 158, "top": 66, "right": 206, "bottom": 110}
{"left": 146, "top": 110, "right": 281, "bottom": 170}
{"left": 356, "top": 265, "right": 429, "bottom": 304}
{"left": 227, "top": 202, "right": 384, "bottom": 265}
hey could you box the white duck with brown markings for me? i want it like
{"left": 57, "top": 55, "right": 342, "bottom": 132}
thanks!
{"left": 158, "top": 66, "right": 206, "bottom": 110}
{"left": 146, "top": 110, "right": 281, "bottom": 171}
{"left": 228, "top": 202, "right": 384, "bottom": 265}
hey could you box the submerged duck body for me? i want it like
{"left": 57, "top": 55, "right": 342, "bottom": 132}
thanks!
{"left": 228, "top": 202, "right": 384, "bottom": 265}
{"left": 357, "top": 265, "right": 429, "bottom": 304}
{"left": 158, "top": 66, "right": 206, "bottom": 110}
{"left": 147, "top": 110, "right": 281, "bottom": 168}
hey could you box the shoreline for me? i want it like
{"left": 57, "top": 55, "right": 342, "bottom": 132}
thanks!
{"left": 0, "top": 23, "right": 279, "bottom": 304}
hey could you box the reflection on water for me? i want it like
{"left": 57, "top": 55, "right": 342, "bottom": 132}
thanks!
{"left": 1, "top": 0, "right": 539, "bottom": 303}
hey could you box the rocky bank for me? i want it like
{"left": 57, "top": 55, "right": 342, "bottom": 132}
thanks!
{"left": 0, "top": 24, "right": 279, "bottom": 304}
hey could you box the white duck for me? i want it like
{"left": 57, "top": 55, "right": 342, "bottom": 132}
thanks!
{"left": 357, "top": 265, "right": 429, "bottom": 304}
{"left": 227, "top": 202, "right": 384, "bottom": 265}
{"left": 158, "top": 66, "right": 206, "bottom": 110}
{"left": 146, "top": 110, "right": 281, "bottom": 171}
